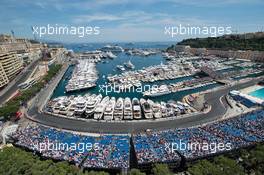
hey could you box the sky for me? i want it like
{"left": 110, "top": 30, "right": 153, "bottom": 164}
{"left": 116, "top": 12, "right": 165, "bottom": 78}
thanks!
{"left": 0, "top": 0, "right": 263, "bottom": 43}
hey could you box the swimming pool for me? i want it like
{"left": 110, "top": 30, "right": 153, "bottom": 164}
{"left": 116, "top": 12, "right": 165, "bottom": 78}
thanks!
{"left": 249, "top": 87, "right": 264, "bottom": 100}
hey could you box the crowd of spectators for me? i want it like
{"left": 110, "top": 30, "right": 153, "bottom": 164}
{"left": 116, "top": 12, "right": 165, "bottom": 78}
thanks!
{"left": 10, "top": 109, "right": 264, "bottom": 169}
{"left": 12, "top": 125, "right": 130, "bottom": 169}
{"left": 133, "top": 110, "right": 264, "bottom": 163}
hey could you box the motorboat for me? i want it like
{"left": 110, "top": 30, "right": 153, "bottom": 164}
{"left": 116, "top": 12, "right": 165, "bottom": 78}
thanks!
{"left": 104, "top": 97, "right": 116, "bottom": 121}
{"left": 85, "top": 94, "right": 102, "bottom": 116}
{"left": 124, "top": 60, "right": 135, "bottom": 69}
{"left": 123, "top": 97, "right": 133, "bottom": 120}
{"left": 67, "top": 102, "right": 76, "bottom": 117}
{"left": 116, "top": 65, "right": 126, "bottom": 71}
{"left": 94, "top": 96, "right": 110, "bottom": 120}
{"left": 140, "top": 98, "right": 153, "bottom": 119}
{"left": 106, "top": 51, "right": 117, "bottom": 59}
{"left": 113, "top": 97, "right": 124, "bottom": 120}
{"left": 148, "top": 99, "right": 162, "bottom": 119}
{"left": 74, "top": 96, "right": 87, "bottom": 116}
{"left": 132, "top": 98, "right": 142, "bottom": 119}
{"left": 101, "top": 45, "right": 124, "bottom": 52}
{"left": 143, "top": 85, "right": 171, "bottom": 97}
{"left": 160, "top": 102, "right": 169, "bottom": 118}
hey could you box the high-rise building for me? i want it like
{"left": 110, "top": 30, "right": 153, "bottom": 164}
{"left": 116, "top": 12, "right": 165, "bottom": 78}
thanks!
{"left": 0, "top": 51, "right": 23, "bottom": 81}
{"left": 0, "top": 62, "right": 9, "bottom": 88}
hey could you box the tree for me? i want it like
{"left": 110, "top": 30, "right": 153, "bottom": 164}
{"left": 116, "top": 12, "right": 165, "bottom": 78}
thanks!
{"left": 129, "top": 169, "right": 146, "bottom": 175}
{"left": 152, "top": 164, "right": 172, "bottom": 175}
{"left": 187, "top": 159, "right": 223, "bottom": 175}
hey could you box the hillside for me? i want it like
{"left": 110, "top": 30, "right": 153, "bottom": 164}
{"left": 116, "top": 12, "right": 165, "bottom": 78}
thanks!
{"left": 176, "top": 32, "right": 264, "bottom": 51}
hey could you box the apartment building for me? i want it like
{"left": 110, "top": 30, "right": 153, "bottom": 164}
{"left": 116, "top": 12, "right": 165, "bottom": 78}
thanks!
{"left": 0, "top": 52, "right": 23, "bottom": 81}
{"left": 0, "top": 62, "right": 9, "bottom": 88}
{"left": 0, "top": 34, "right": 44, "bottom": 63}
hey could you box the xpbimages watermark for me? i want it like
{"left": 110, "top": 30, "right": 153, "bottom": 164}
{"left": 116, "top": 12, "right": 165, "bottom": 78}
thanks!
{"left": 165, "top": 24, "right": 232, "bottom": 37}
{"left": 33, "top": 140, "right": 100, "bottom": 153}
{"left": 99, "top": 83, "right": 159, "bottom": 95}
{"left": 165, "top": 140, "right": 232, "bottom": 154}
{"left": 32, "top": 24, "right": 100, "bottom": 38}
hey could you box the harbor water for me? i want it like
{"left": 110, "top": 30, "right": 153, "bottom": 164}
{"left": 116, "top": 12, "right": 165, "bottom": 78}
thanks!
{"left": 52, "top": 42, "right": 222, "bottom": 102}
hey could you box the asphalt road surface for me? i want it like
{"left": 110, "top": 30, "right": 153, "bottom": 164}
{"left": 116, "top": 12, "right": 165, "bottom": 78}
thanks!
{"left": 27, "top": 78, "right": 262, "bottom": 134}
{"left": 0, "top": 59, "right": 39, "bottom": 105}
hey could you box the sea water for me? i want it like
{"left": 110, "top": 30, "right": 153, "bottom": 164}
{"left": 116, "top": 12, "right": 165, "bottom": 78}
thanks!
{"left": 52, "top": 42, "right": 221, "bottom": 102}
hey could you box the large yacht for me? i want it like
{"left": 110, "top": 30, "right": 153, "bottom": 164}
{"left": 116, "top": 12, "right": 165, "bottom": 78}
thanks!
{"left": 67, "top": 102, "right": 76, "bottom": 117}
{"left": 85, "top": 94, "right": 102, "bottom": 117}
{"left": 100, "top": 45, "right": 124, "bottom": 52}
{"left": 104, "top": 97, "right": 116, "bottom": 121}
{"left": 132, "top": 98, "right": 142, "bottom": 119}
{"left": 150, "top": 100, "right": 162, "bottom": 119}
{"left": 123, "top": 97, "right": 133, "bottom": 120}
{"left": 160, "top": 102, "right": 169, "bottom": 118}
{"left": 94, "top": 96, "right": 110, "bottom": 120}
{"left": 124, "top": 60, "right": 135, "bottom": 69}
{"left": 143, "top": 85, "right": 171, "bottom": 97}
{"left": 113, "top": 98, "right": 124, "bottom": 120}
{"left": 74, "top": 96, "right": 87, "bottom": 116}
{"left": 65, "top": 60, "right": 98, "bottom": 93}
{"left": 140, "top": 98, "right": 153, "bottom": 119}
{"left": 106, "top": 51, "right": 117, "bottom": 59}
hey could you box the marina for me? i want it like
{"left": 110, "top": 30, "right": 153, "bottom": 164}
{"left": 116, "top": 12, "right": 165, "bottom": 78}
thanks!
{"left": 143, "top": 77, "right": 215, "bottom": 97}
{"left": 46, "top": 93, "right": 194, "bottom": 121}
{"left": 48, "top": 42, "right": 264, "bottom": 121}
{"left": 65, "top": 60, "right": 98, "bottom": 93}
{"left": 3, "top": 0, "right": 264, "bottom": 173}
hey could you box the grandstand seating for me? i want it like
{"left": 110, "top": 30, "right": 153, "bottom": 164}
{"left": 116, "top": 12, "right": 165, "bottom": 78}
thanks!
{"left": 133, "top": 110, "right": 264, "bottom": 163}
{"left": 12, "top": 125, "right": 130, "bottom": 169}
{"left": 11, "top": 110, "right": 264, "bottom": 169}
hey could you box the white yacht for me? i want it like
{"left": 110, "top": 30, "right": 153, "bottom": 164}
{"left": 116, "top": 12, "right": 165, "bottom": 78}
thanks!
{"left": 140, "top": 98, "right": 153, "bottom": 119}
{"left": 66, "top": 60, "right": 98, "bottom": 93}
{"left": 104, "top": 97, "right": 116, "bottom": 121}
{"left": 116, "top": 65, "right": 126, "bottom": 71}
{"left": 150, "top": 100, "right": 162, "bottom": 119}
{"left": 124, "top": 60, "right": 135, "bottom": 69}
{"left": 113, "top": 98, "right": 124, "bottom": 120}
{"left": 132, "top": 98, "right": 142, "bottom": 119}
{"left": 94, "top": 96, "right": 110, "bottom": 120}
{"left": 160, "top": 102, "right": 169, "bottom": 118}
{"left": 124, "top": 97, "right": 133, "bottom": 120}
{"left": 59, "top": 105, "right": 68, "bottom": 115}
{"left": 74, "top": 96, "right": 87, "bottom": 116}
{"left": 106, "top": 51, "right": 117, "bottom": 59}
{"left": 52, "top": 104, "right": 61, "bottom": 114}
{"left": 101, "top": 45, "right": 124, "bottom": 52}
{"left": 85, "top": 94, "right": 102, "bottom": 117}
{"left": 67, "top": 102, "right": 76, "bottom": 117}
{"left": 143, "top": 85, "right": 171, "bottom": 97}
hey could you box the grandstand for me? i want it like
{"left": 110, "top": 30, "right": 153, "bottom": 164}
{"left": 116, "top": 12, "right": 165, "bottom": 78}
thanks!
{"left": 132, "top": 110, "right": 264, "bottom": 164}
{"left": 12, "top": 125, "right": 130, "bottom": 170}
{"left": 10, "top": 110, "right": 264, "bottom": 171}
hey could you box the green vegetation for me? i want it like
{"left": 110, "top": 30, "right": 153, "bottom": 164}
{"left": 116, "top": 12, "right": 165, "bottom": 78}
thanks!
{"left": 129, "top": 169, "right": 146, "bottom": 175}
{"left": 187, "top": 156, "right": 245, "bottom": 175}
{"left": 0, "top": 144, "right": 263, "bottom": 175}
{"left": 187, "top": 144, "right": 264, "bottom": 175}
{"left": 0, "top": 147, "right": 108, "bottom": 175}
{"left": 0, "top": 64, "right": 62, "bottom": 120}
{"left": 175, "top": 33, "right": 264, "bottom": 51}
{"left": 152, "top": 164, "right": 172, "bottom": 175}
